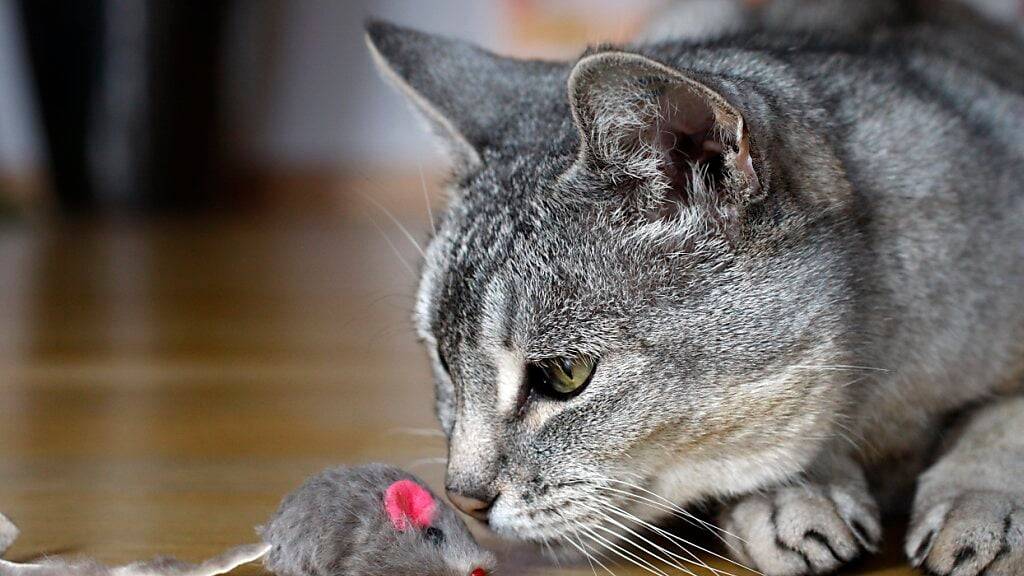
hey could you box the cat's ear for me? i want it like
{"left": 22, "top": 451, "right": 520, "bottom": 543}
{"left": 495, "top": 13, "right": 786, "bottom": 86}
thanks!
{"left": 366, "top": 20, "right": 518, "bottom": 172}
{"left": 564, "top": 51, "right": 762, "bottom": 216}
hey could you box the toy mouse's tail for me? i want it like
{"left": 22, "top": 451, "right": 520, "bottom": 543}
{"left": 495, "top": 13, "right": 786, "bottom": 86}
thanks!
{"left": 0, "top": 514, "right": 19, "bottom": 558}
{"left": 185, "top": 542, "right": 271, "bottom": 576}
{"left": 0, "top": 512, "right": 269, "bottom": 576}
{"left": 199, "top": 543, "right": 271, "bottom": 576}
{"left": 115, "top": 542, "right": 271, "bottom": 576}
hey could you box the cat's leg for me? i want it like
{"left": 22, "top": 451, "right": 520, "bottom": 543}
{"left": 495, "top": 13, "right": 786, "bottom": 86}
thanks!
{"left": 905, "top": 396, "right": 1024, "bottom": 576}
{"left": 718, "top": 453, "right": 881, "bottom": 576}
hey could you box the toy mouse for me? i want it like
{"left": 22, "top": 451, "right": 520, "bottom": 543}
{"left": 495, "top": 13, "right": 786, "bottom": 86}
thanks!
{"left": 0, "top": 464, "right": 495, "bottom": 576}
{"left": 261, "top": 464, "right": 495, "bottom": 576}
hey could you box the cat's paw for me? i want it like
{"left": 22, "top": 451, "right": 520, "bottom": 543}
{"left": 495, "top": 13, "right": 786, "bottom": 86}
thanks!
{"left": 719, "top": 484, "right": 881, "bottom": 576}
{"left": 906, "top": 491, "right": 1024, "bottom": 576}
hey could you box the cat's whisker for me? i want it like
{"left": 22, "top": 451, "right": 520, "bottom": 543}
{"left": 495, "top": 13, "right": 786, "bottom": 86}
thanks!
{"left": 542, "top": 539, "right": 560, "bottom": 567}
{"left": 615, "top": 480, "right": 736, "bottom": 541}
{"left": 417, "top": 162, "right": 437, "bottom": 236}
{"left": 568, "top": 495, "right": 689, "bottom": 576}
{"left": 830, "top": 419, "right": 865, "bottom": 454}
{"left": 567, "top": 525, "right": 617, "bottom": 576}
{"left": 557, "top": 506, "right": 618, "bottom": 569}
{"left": 581, "top": 478, "right": 760, "bottom": 574}
{"left": 386, "top": 427, "right": 446, "bottom": 438}
{"left": 584, "top": 495, "right": 741, "bottom": 576}
{"left": 836, "top": 375, "right": 871, "bottom": 389}
{"left": 582, "top": 496, "right": 729, "bottom": 576}
{"left": 351, "top": 183, "right": 427, "bottom": 259}
{"left": 597, "top": 477, "right": 742, "bottom": 543}
{"left": 593, "top": 526, "right": 703, "bottom": 576}
{"left": 578, "top": 524, "right": 673, "bottom": 576}
{"left": 569, "top": 535, "right": 602, "bottom": 576}
{"left": 589, "top": 495, "right": 760, "bottom": 576}
{"left": 581, "top": 530, "right": 622, "bottom": 576}
{"left": 597, "top": 485, "right": 712, "bottom": 535}
{"left": 362, "top": 206, "right": 417, "bottom": 279}
{"left": 576, "top": 501, "right": 702, "bottom": 576}
{"left": 608, "top": 489, "right": 747, "bottom": 563}
{"left": 407, "top": 457, "right": 448, "bottom": 470}
{"left": 789, "top": 364, "right": 890, "bottom": 373}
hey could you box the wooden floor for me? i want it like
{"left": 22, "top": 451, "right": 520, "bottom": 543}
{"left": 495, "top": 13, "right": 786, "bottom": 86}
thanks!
{"left": 0, "top": 207, "right": 918, "bottom": 575}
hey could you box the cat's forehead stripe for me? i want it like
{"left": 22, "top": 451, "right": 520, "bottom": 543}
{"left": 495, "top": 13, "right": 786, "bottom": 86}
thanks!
{"left": 493, "top": 348, "right": 524, "bottom": 417}
{"left": 481, "top": 276, "right": 524, "bottom": 416}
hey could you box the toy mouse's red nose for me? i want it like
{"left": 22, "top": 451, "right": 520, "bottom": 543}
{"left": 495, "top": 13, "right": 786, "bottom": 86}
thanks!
{"left": 470, "top": 569, "right": 487, "bottom": 576}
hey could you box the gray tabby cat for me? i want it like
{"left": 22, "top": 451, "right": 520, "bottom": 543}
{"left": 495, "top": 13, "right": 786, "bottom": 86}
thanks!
{"left": 366, "top": 1, "right": 1024, "bottom": 574}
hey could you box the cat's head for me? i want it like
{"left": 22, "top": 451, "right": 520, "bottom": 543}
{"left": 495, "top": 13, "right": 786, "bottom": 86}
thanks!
{"left": 368, "top": 21, "right": 861, "bottom": 544}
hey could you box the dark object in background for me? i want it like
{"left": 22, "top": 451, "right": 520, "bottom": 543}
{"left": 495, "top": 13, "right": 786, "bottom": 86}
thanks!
{"left": 144, "top": 1, "right": 230, "bottom": 212}
{"left": 18, "top": 0, "right": 104, "bottom": 211}
{"left": 17, "top": 1, "right": 230, "bottom": 213}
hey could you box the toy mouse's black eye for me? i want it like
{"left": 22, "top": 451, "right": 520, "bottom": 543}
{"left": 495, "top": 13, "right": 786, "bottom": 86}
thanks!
{"left": 424, "top": 526, "right": 445, "bottom": 546}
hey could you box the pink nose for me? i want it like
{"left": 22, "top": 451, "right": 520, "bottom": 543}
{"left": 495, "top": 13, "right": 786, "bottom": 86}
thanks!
{"left": 446, "top": 490, "right": 495, "bottom": 522}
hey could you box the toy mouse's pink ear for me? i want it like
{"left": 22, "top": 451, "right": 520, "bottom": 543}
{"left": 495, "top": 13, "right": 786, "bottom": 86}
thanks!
{"left": 384, "top": 479, "right": 437, "bottom": 531}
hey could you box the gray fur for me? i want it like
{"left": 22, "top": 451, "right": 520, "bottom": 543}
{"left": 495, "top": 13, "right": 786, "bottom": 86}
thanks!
{"left": 261, "top": 464, "right": 494, "bottom": 576}
{"left": 367, "top": 2, "right": 1024, "bottom": 574}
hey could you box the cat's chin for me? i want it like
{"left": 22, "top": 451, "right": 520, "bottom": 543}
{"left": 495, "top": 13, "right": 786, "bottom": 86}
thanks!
{"left": 492, "top": 519, "right": 615, "bottom": 563}
{"left": 487, "top": 498, "right": 594, "bottom": 545}
{"left": 486, "top": 511, "right": 574, "bottom": 543}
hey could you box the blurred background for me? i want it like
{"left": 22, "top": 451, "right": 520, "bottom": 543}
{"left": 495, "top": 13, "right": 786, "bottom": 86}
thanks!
{"left": 0, "top": 0, "right": 1021, "bottom": 214}
{"left": 0, "top": 0, "right": 663, "bottom": 215}
{"left": 0, "top": 1, "right": 1022, "bottom": 574}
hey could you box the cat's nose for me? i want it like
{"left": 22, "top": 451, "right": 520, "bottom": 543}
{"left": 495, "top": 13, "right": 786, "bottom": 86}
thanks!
{"left": 446, "top": 487, "right": 497, "bottom": 522}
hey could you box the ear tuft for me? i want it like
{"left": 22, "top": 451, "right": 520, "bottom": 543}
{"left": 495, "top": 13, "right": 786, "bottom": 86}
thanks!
{"left": 384, "top": 480, "right": 437, "bottom": 531}
{"left": 565, "top": 51, "right": 761, "bottom": 218}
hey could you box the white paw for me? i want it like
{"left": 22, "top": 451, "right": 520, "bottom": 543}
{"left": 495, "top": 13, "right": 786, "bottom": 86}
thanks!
{"left": 719, "top": 484, "right": 881, "bottom": 576}
{"left": 906, "top": 491, "right": 1024, "bottom": 576}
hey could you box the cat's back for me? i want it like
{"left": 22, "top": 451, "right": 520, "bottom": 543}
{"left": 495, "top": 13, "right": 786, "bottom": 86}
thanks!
{"left": 646, "top": 5, "right": 1024, "bottom": 415}
{"left": 785, "top": 12, "right": 1024, "bottom": 408}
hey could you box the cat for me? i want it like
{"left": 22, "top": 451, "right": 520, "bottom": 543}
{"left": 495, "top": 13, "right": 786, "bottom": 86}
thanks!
{"left": 366, "top": 1, "right": 1024, "bottom": 574}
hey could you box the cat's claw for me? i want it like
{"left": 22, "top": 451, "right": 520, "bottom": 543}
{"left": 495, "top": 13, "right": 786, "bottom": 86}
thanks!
{"left": 719, "top": 484, "right": 881, "bottom": 576}
{"left": 906, "top": 491, "right": 1024, "bottom": 576}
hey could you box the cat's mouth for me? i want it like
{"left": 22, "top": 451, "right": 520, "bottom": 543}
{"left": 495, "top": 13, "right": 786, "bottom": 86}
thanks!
{"left": 486, "top": 480, "right": 651, "bottom": 546}
{"left": 488, "top": 478, "right": 737, "bottom": 572}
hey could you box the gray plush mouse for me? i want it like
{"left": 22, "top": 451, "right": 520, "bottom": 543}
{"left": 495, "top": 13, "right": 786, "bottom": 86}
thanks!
{"left": 0, "top": 465, "right": 495, "bottom": 576}
{"left": 261, "top": 464, "right": 495, "bottom": 576}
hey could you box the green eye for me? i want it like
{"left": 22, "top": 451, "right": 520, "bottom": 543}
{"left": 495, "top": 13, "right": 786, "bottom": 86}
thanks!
{"left": 528, "top": 357, "right": 597, "bottom": 399}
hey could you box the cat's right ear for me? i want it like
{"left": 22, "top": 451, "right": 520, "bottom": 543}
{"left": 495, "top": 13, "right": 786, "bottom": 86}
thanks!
{"left": 366, "top": 20, "right": 510, "bottom": 172}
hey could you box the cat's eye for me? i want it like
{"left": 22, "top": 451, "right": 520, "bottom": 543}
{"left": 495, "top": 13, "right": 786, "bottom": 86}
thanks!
{"left": 527, "top": 357, "right": 597, "bottom": 400}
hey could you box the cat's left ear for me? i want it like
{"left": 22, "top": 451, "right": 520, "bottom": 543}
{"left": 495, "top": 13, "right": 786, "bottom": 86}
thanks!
{"left": 564, "top": 51, "right": 763, "bottom": 216}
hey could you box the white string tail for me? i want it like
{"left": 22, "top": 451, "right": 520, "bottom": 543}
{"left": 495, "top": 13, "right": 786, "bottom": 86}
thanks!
{"left": 0, "top": 514, "right": 18, "bottom": 558}
{"left": 0, "top": 514, "right": 269, "bottom": 576}
{"left": 115, "top": 542, "right": 271, "bottom": 576}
